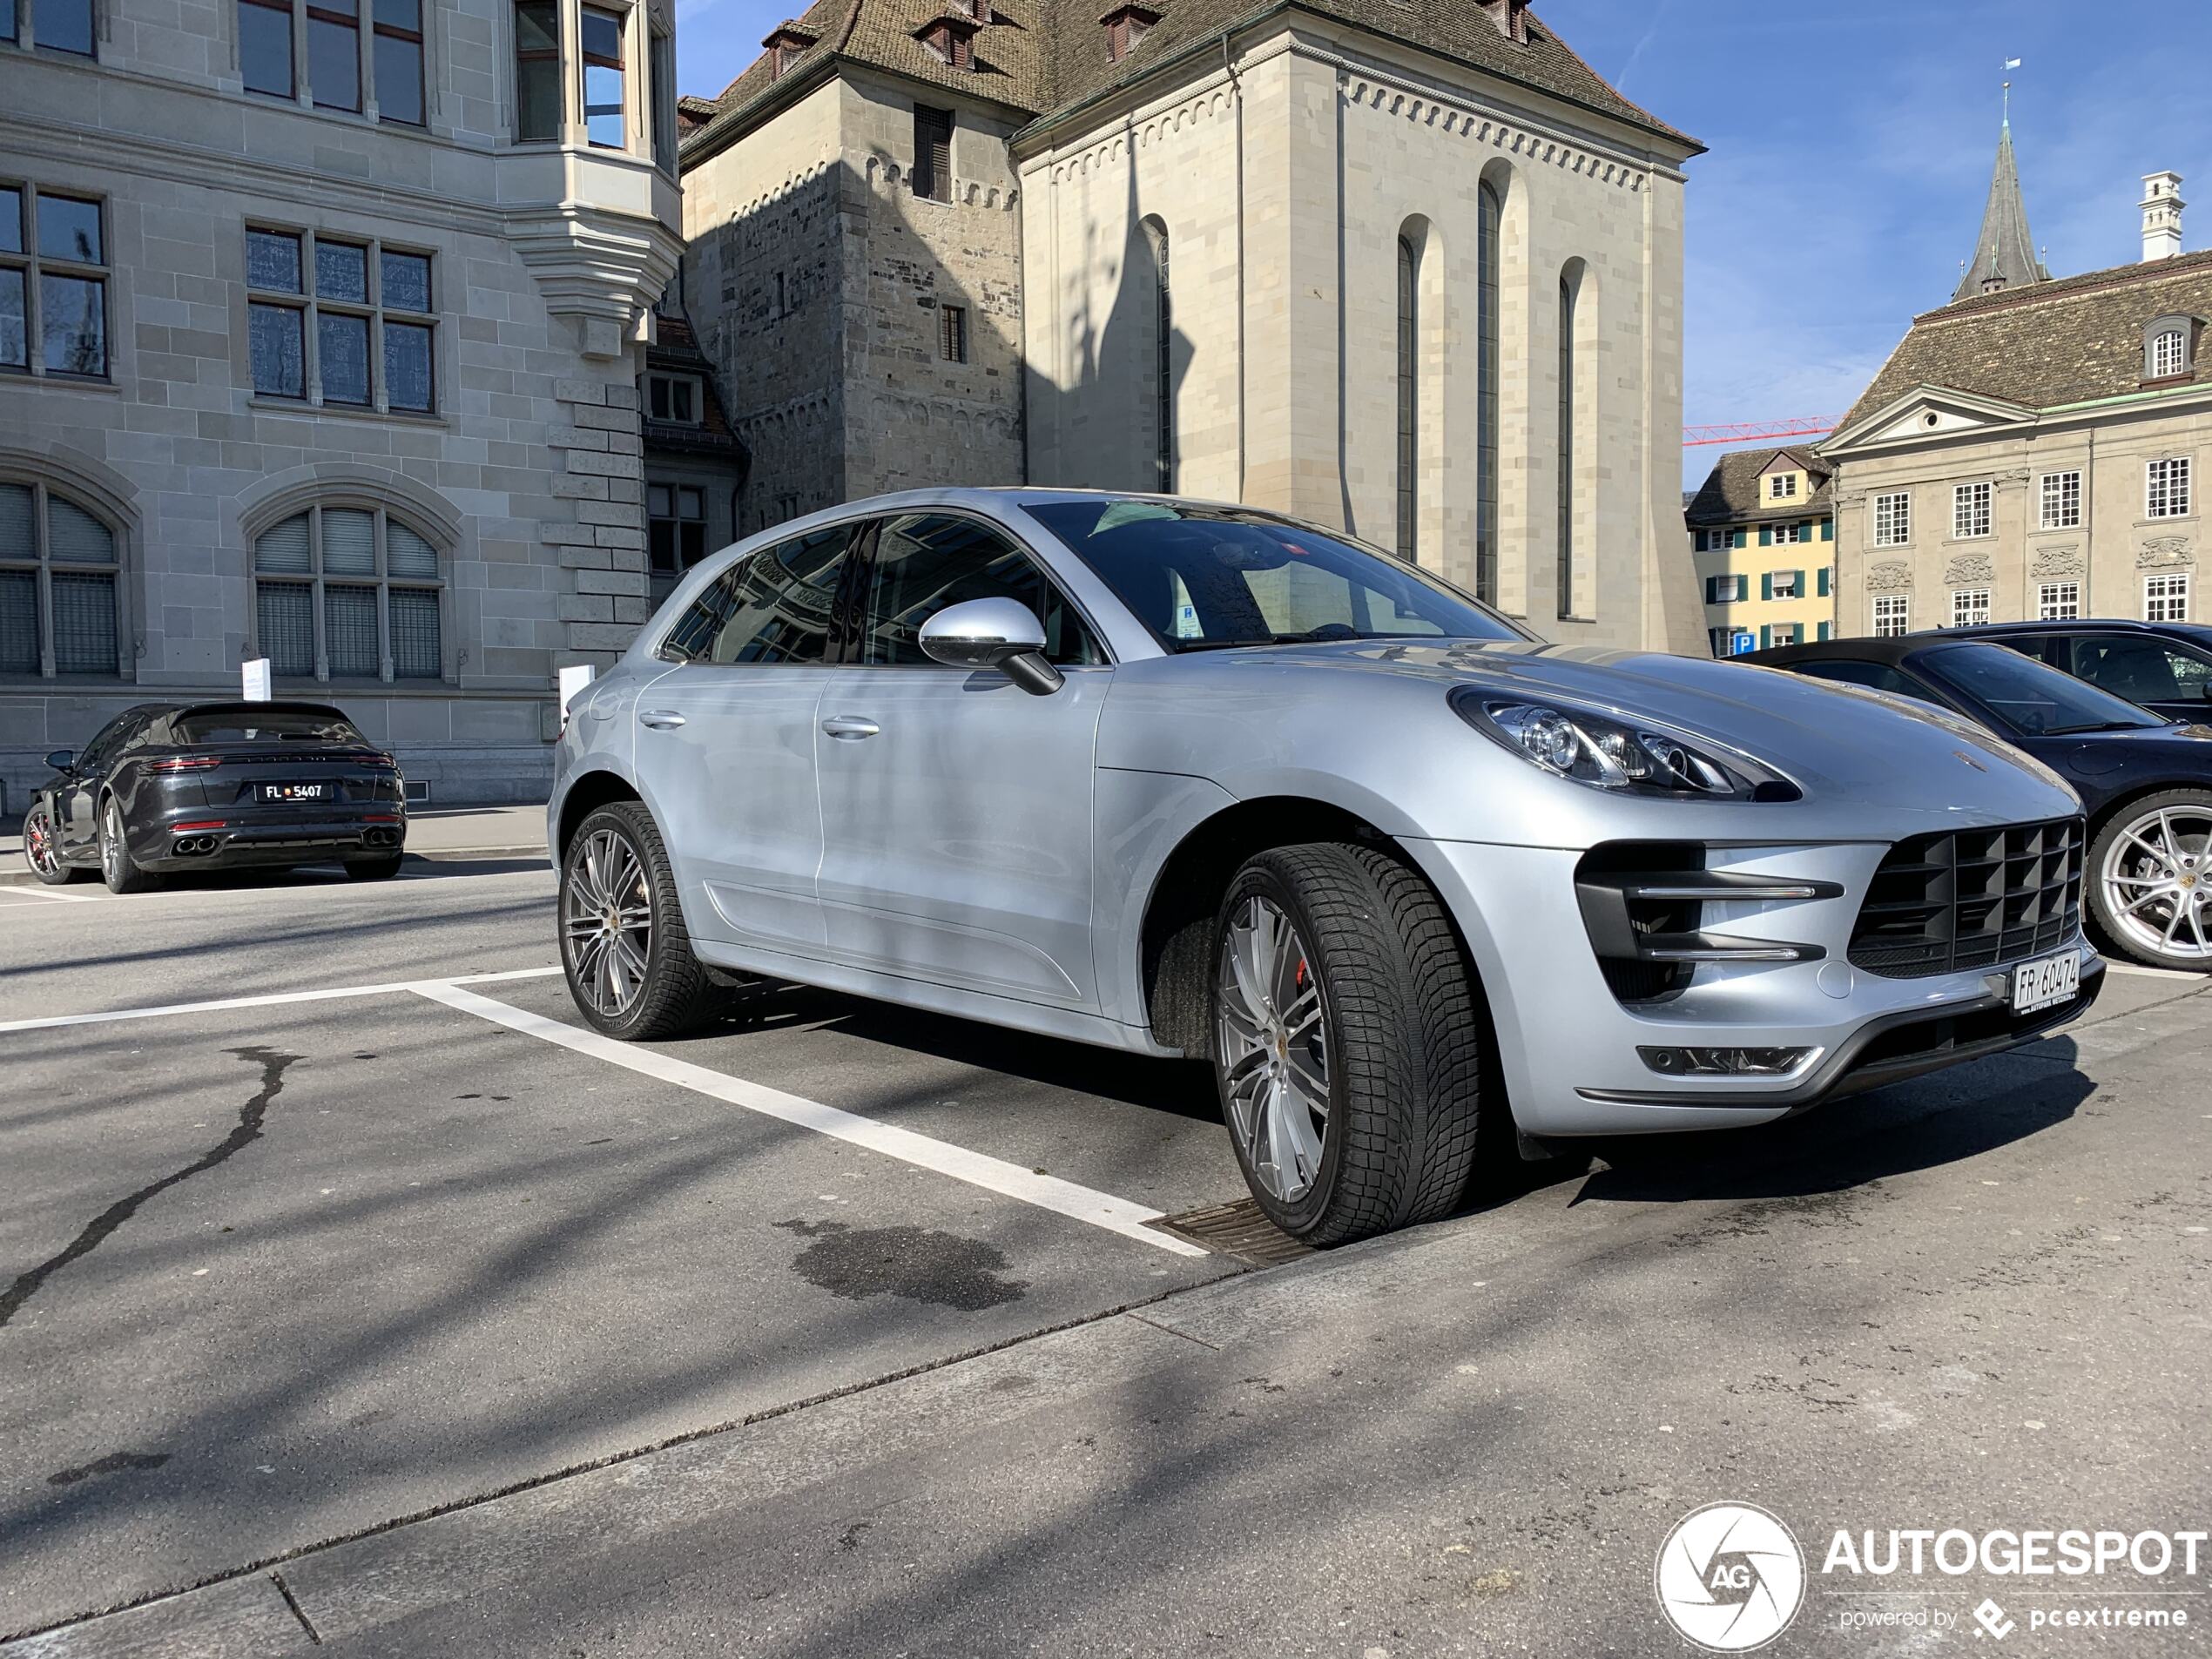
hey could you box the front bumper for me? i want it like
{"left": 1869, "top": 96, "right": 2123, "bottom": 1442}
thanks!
{"left": 138, "top": 806, "right": 407, "bottom": 868}
{"left": 1400, "top": 837, "right": 2102, "bottom": 1136}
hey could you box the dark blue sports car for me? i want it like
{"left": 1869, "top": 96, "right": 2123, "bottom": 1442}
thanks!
{"left": 1744, "top": 636, "right": 2212, "bottom": 972}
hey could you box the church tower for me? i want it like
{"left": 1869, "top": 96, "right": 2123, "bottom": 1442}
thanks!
{"left": 1953, "top": 118, "right": 2051, "bottom": 300}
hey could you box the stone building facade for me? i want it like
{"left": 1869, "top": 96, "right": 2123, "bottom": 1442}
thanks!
{"left": 1824, "top": 132, "right": 2209, "bottom": 638}
{"left": 1683, "top": 447, "right": 1835, "bottom": 657}
{"left": 0, "top": 0, "right": 687, "bottom": 806}
{"left": 680, "top": 0, "right": 1707, "bottom": 651}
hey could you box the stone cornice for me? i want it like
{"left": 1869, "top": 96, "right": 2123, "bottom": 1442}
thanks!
{"left": 509, "top": 206, "right": 685, "bottom": 353}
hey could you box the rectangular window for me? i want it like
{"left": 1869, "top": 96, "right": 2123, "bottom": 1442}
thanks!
{"left": 581, "top": 4, "right": 625, "bottom": 148}
{"left": 2148, "top": 455, "right": 2192, "bottom": 519}
{"left": 1769, "top": 570, "right": 1799, "bottom": 600}
{"left": 1952, "top": 481, "right": 1992, "bottom": 538}
{"left": 373, "top": 0, "right": 425, "bottom": 125}
{"left": 1871, "top": 490, "right": 1910, "bottom": 547}
{"left": 646, "top": 480, "right": 707, "bottom": 598}
{"left": 2038, "top": 582, "right": 2080, "bottom": 621}
{"left": 24, "top": 0, "right": 94, "bottom": 53}
{"left": 1, "top": 0, "right": 16, "bottom": 43}
{"left": 939, "top": 302, "right": 968, "bottom": 363}
{"left": 2146, "top": 572, "right": 2191, "bottom": 623}
{"left": 646, "top": 372, "right": 699, "bottom": 423}
{"left": 912, "top": 104, "right": 953, "bottom": 204}
{"left": 515, "top": 0, "right": 561, "bottom": 140}
{"left": 246, "top": 227, "right": 435, "bottom": 413}
{"left": 1872, "top": 594, "right": 1911, "bottom": 637}
{"left": 307, "top": 0, "right": 362, "bottom": 111}
{"left": 1950, "top": 588, "right": 1990, "bottom": 628}
{"left": 1770, "top": 623, "right": 1797, "bottom": 647}
{"left": 2038, "top": 470, "right": 2081, "bottom": 529}
{"left": 1770, "top": 522, "right": 1806, "bottom": 546}
{"left": 1767, "top": 473, "right": 1797, "bottom": 501}
{"left": 239, "top": 0, "right": 297, "bottom": 95}
{"left": 2, "top": 187, "right": 107, "bottom": 379}
{"left": 650, "top": 28, "right": 676, "bottom": 171}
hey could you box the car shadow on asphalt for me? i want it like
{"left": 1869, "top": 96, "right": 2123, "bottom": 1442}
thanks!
{"left": 1557, "top": 1042, "right": 2094, "bottom": 1210}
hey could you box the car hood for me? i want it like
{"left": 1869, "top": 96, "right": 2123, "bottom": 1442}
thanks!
{"left": 1103, "top": 638, "right": 2082, "bottom": 840}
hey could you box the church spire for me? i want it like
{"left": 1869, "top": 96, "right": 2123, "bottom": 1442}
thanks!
{"left": 1952, "top": 118, "right": 2050, "bottom": 301}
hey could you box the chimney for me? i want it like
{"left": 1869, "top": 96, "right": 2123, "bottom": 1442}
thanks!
{"left": 2141, "top": 172, "right": 2185, "bottom": 262}
{"left": 1475, "top": 0, "right": 1529, "bottom": 44}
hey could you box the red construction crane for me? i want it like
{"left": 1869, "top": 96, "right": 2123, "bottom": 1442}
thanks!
{"left": 1683, "top": 415, "right": 1841, "bottom": 448}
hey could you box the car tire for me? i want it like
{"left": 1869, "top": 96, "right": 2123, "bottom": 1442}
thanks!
{"left": 22, "top": 805, "right": 82, "bottom": 886}
{"left": 98, "top": 797, "right": 159, "bottom": 894}
{"left": 2088, "top": 790, "right": 2212, "bottom": 971}
{"left": 560, "top": 800, "right": 725, "bottom": 1040}
{"left": 344, "top": 855, "right": 406, "bottom": 881}
{"left": 1211, "top": 841, "right": 1489, "bottom": 1246}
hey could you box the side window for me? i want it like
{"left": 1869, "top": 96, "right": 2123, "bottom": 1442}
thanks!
{"left": 75, "top": 711, "right": 141, "bottom": 772}
{"left": 860, "top": 514, "right": 1103, "bottom": 668}
{"left": 658, "top": 525, "right": 853, "bottom": 666}
{"left": 2067, "top": 637, "right": 2212, "bottom": 705}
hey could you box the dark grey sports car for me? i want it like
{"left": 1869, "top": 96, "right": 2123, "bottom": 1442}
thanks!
{"left": 20, "top": 701, "right": 408, "bottom": 893}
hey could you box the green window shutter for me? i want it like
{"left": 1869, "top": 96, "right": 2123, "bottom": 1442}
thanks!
{"left": 1759, "top": 526, "right": 1772, "bottom": 547}
{"left": 1817, "top": 566, "right": 1831, "bottom": 597}
{"left": 1704, "top": 577, "right": 1717, "bottom": 604}
{"left": 1760, "top": 572, "right": 1773, "bottom": 601}
{"left": 1759, "top": 624, "right": 1772, "bottom": 650}
{"left": 1793, "top": 569, "right": 1805, "bottom": 597}
{"left": 1818, "top": 622, "right": 1831, "bottom": 642}
{"left": 1733, "top": 529, "right": 1745, "bottom": 550}
{"left": 1799, "top": 521, "right": 1811, "bottom": 542}
{"left": 1821, "top": 517, "right": 1834, "bottom": 543}
{"left": 1737, "top": 575, "right": 1750, "bottom": 602}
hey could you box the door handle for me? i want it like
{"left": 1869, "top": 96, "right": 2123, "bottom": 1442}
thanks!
{"left": 820, "top": 715, "right": 880, "bottom": 740}
{"left": 638, "top": 709, "right": 686, "bottom": 730}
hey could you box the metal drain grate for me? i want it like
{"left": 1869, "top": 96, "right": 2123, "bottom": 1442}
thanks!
{"left": 1146, "top": 1198, "right": 1313, "bottom": 1266}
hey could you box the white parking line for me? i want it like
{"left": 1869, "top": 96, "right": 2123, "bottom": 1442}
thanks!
{"left": 0, "top": 967, "right": 563, "bottom": 1035}
{"left": 2103, "top": 962, "right": 2208, "bottom": 982}
{"left": 0, "top": 882, "right": 110, "bottom": 902}
{"left": 413, "top": 981, "right": 1208, "bottom": 1260}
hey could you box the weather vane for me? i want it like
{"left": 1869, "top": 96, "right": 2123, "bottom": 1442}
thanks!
{"left": 2001, "top": 56, "right": 2020, "bottom": 124}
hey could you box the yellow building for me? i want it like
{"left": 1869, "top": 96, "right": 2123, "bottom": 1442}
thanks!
{"left": 1684, "top": 447, "right": 1836, "bottom": 656}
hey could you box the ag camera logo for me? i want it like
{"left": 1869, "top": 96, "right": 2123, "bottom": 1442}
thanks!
{"left": 1656, "top": 1501, "right": 1807, "bottom": 1652}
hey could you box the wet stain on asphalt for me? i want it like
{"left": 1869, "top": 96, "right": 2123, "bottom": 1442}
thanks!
{"left": 0, "top": 1046, "right": 301, "bottom": 1331}
{"left": 45, "top": 1450, "right": 171, "bottom": 1487}
{"left": 774, "top": 1219, "right": 1028, "bottom": 1310}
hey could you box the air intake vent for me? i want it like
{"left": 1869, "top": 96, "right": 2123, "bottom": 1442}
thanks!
{"left": 1849, "top": 816, "right": 2084, "bottom": 979}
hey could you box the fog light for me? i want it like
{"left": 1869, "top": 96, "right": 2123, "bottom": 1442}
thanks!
{"left": 1638, "top": 1045, "right": 1811, "bottom": 1078}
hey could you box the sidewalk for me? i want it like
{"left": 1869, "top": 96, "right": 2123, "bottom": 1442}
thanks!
{"left": 0, "top": 802, "right": 548, "bottom": 885}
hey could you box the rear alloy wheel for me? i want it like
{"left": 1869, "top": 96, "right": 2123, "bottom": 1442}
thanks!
{"left": 2092, "top": 792, "right": 2212, "bottom": 970}
{"left": 22, "top": 806, "right": 79, "bottom": 886}
{"left": 1212, "top": 842, "right": 1490, "bottom": 1246}
{"left": 98, "top": 798, "right": 158, "bottom": 894}
{"left": 559, "top": 801, "right": 725, "bottom": 1039}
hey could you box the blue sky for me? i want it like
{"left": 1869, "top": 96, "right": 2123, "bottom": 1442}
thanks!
{"left": 672, "top": 0, "right": 2212, "bottom": 486}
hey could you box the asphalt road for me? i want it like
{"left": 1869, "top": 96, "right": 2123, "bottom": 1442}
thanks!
{"left": 1, "top": 861, "right": 2209, "bottom": 1657}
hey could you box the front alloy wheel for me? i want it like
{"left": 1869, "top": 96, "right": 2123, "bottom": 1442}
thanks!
{"left": 557, "top": 801, "right": 725, "bottom": 1039}
{"left": 2094, "top": 793, "right": 2212, "bottom": 968}
{"left": 23, "top": 806, "right": 76, "bottom": 886}
{"left": 1217, "top": 895, "right": 1331, "bottom": 1204}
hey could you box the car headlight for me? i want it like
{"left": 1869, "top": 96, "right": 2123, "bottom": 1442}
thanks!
{"left": 1448, "top": 687, "right": 1799, "bottom": 800}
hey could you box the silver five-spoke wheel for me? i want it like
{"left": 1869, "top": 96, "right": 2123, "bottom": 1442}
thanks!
{"left": 2100, "top": 800, "right": 2212, "bottom": 963}
{"left": 1216, "top": 894, "right": 1331, "bottom": 1203}
{"left": 563, "top": 826, "right": 655, "bottom": 1018}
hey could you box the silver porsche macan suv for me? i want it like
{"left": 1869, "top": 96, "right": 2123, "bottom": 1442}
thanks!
{"left": 550, "top": 489, "right": 2103, "bottom": 1244}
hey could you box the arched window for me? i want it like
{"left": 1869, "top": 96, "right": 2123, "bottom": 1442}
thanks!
{"left": 252, "top": 502, "right": 444, "bottom": 682}
{"left": 0, "top": 478, "right": 122, "bottom": 678}
{"left": 1557, "top": 268, "right": 1575, "bottom": 617}
{"left": 1396, "top": 234, "right": 1418, "bottom": 562}
{"left": 1475, "top": 180, "right": 1502, "bottom": 606}
{"left": 1143, "top": 215, "right": 1174, "bottom": 492}
{"left": 2148, "top": 323, "right": 2188, "bottom": 380}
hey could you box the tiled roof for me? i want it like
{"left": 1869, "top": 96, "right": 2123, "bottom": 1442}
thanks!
{"left": 1683, "top": 447, "right": 1834, "bottom": 526}
{"left": 1839, "top": 249, "right": 2212, "bottom": 435}
{"left": 685, "top": 0, "right": 1696, "bottom": 162}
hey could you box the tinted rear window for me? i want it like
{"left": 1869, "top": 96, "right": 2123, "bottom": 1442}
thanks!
{"left": 173, "top": 710, "right": 369, "bottom": 745}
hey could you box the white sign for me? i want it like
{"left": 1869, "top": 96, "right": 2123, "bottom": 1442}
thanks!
{"left": 557, "top": 663, "right": 596, "bottom": 717}
{"left": 241, "top": 658, "right": 273, "bottom": 702}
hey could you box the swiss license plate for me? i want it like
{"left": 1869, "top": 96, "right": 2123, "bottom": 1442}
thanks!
{"left": 2011, "top": 950, "right": 2080, "bottom": 1015}
{"left": 260, "top": 782, "right": 327, "bottom": 803}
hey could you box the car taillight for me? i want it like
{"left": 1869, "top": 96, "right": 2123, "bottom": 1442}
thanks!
{"left": 172, "top": 819, "right": 227, "bottom": 832}
{"left": 155, "top": 756, "right": 223, "bottom": 772}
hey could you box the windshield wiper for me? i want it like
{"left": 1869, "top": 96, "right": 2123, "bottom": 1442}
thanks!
{"left": 2043, "top": 719, "right": 2161, "bottom": 735}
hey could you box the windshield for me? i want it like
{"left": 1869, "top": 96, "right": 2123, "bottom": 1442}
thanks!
{"left": 1919, "top": 644, "right": 2171, "bottom": 738}
{"left": 1022, "top": 499, "right": 1525, "bottom": 651}
{"left": 173, "top": 709, "right": 369, "bottom": 745}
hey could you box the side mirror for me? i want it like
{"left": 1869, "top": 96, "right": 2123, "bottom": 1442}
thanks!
{"left": 44, "top": 750, "right": 73, "bottom": 773}
{"left": 919, "top": 597, "right": 1064, "bottom": 696}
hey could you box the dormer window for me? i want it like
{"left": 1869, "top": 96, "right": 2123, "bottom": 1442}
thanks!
{"left": 2146, "top": 315, "right": 2195, "bottom": 381}
{"left": 1767, "top": 472, "right": 1798, "bottom": 502}
{"left": 1475, "top": 0, "right": 1529, "bottom": 43}
{"left": 762, "top": 23, "right": 817, "bottom": 78}
{"left": 1101, "top": 3, "right": 1159, "bottom": 62}
{"left": 915, "top": 13, "right": 979, "bottom": 68}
